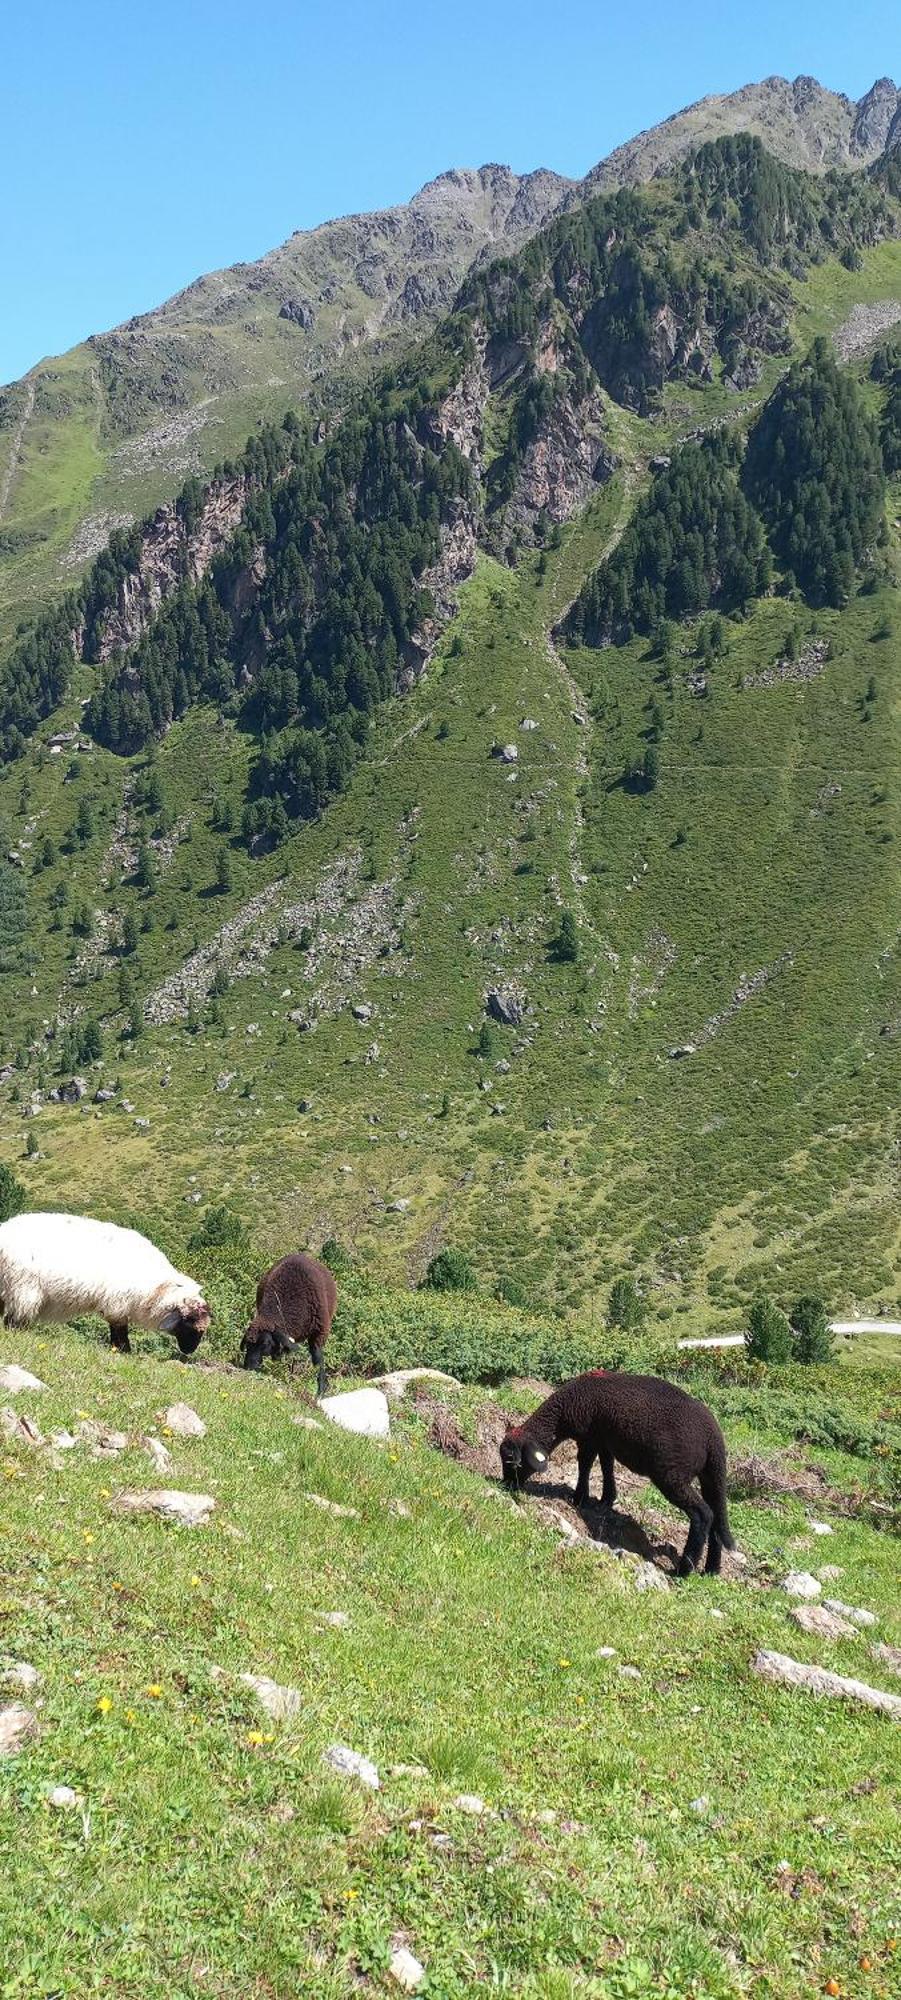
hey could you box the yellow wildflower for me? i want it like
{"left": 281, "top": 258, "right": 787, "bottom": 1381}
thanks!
{"left": 145, "top": 1684, "right": 163, "bottom": 1699}
{"left": 96, "top": 1696, "right": 113, "bottom": 1715}
{"left": 246, "top": 1729, "right": 266, "bottom": 1747}
{"left": 558, "top": 1658, "right": 571, "bottom": 1669}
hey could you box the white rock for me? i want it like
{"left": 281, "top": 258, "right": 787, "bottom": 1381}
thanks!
{"left": 240, "top": 1673, "right": 302, "bottom": 1721}
{"left": 291, "top": 1414, "right": 324, "bottom": 1431}
{"left": 373, "top": 1368, "right": 460, "bottom": 1401}
{"left": 160, "top": 1403, "right": 206, "bottom": 1439}
{"left": 1, "top": 1661, "right": 41, "bottom": 1691}
{"left": 823, "top": 1599, "right": 877, "bottom": 1628}
{"left": 0, "top": 1704, "right": 36, "bottom": 1756}
{"left": 143, "top": 1435, "right": 172, "bottom": 1474}
{"left": 317, "top": 1611, "right": 350, "bottom": 1629}
{"left": 689, "top": 1795, "right": 709, "bottom": 1815}
{"left": 319, "top": 1387, "right": 390, "bottom": 1440}
{"left": 452, "top": 1793, "right": 487, "bottom": 1815}
{"left": 323, "top": 1743, "right": 380, "bottom": 1789}
{"left": 596, "top": 1646, "right": 617, "bottom": 1659}
{"left": 47, "top": 1784, "right": 81, "bottom": 1809}
{"left": 807, "top": 1521, "right": 833, "bottom": 1536}
{"left": 303, "top": 1492, "right": 359, "bottom": 1519}
{"left": 389, "top": 1947, "right": 426, "bottom": 1993}
{"left": 634, "top": 1561, "right": 669, "bottom": 1593}
{"left": 386, "top": 1498, "right": 411, "bottom": 1518}
{"left": 110, "top": 1489, "right": 215, "bottom": 1527}
{"left": 782, "top": 1571, "right": 822, "bottom": 1600}
{"left": 49, "top": 1430, "right": 79, "bottom": 1451}
{"left": 752, "top": 1649, "right": 901, "bottom": 1718}
{"left": 0, "top": 1365, "right": 46, "bottom": 1394}
{"left": 618, "top": 1665, "right": 642, "bottom": 1681}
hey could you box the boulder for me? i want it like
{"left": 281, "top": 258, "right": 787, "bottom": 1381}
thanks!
{"left": 1, "top": 1661, "right": 41, "bottom": 1692}
{"left": 0, "top": 1704, "right": 36, "bottom": 1756}
{"left": 790, "top": 1603, "right": 857, "bottom": 1640}
{"left": 752, "top": 1649, "right": 901, "bottom": 1718}
{"left": 0, "top": 1407, "right": 44, "bottom": 1447}
{"left": 160, "top": 1402, "right": 207, "bottom": 1439}
{"left": 240, "top": 1672, "right": 301, "bottom": 1721}
{"left": 634, "top": 1560, "right": 670, "bottom": 1593}
{"left": 389, "top": 1948, "right": 426, "bottom": 1992}
{"left": 303, "top": 1492, "right": 358, "bottom": 1518}
{"left": 109, "top": 1489, "right": 215, "bottom": 1527}
{"left": 47, "top": 1785, "right": 82, "bottom": 1809}
{"left": 0, "top": 1365, "right": 47, "bottom": 1394}
{"left": 323, "top": 1743, "right": 380, "bottom": 1789}
{"left": 781, "top": 1571, "right": 822, "bottom": 1600}
{"left": 373, "top": 1367, "right": 460, "bottom": 1402}
{"left": 485, "top": 986, "right": 526, "bottom": 1027}
{"left": 319, "top": 1388, "right": 390, "bottom": 1440}
{"left": 823, "top": 1598, "right": 877, "bottom": 1628}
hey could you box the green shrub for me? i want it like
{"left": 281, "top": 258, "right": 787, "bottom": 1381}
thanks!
{"left": 320, "top": 1237, "right": 355, "bottom": 1278}
{"left": 188, "top": 1204, "right": 247, "bottom": 1253}
{"left": 745, "top": 1292, "right": 793, "bottom": 1364}
{"left": 424, "top": 1247, "right": 477, "bottom": 1293}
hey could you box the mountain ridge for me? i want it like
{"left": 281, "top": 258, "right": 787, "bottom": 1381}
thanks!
{"left": 2, "top": 71, "right": 899, "bottom": 649}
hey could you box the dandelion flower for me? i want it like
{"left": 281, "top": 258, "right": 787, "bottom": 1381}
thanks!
{"left": 190, "top": 1575, "right": 202, "bottom": 1587}
{"left": 96, "top": 1696, "right": 113, "bottom": 1715}
{"left": 82, "top": 1530, "right": 95, "bottom": 1544}
{"left": 124, "top": 1709, "right": 137, "bottom": 1725}
{"left": 246, "top": 1730, "right": 265, "bottom": 1747}
{"left": 558, "top": 1658, "right": 571, "bottom": 1669}
{"left": 145, "top": 1684, "right": 163, "bottom": 1699}
{"left": 343, "top": 1888, "right": 358, "bottom": 1900}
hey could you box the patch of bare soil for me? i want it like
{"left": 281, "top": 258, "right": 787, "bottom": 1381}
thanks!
{"left": 729, "top": 1449, "right": 861, "bottom": 1516}
{"left": 414, "top": 1390, "right": 749, "bottom": 1580}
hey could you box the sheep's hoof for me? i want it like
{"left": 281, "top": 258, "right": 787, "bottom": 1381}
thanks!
{"left": 677, "top": 1556, "right": 697, "bottom": 1579}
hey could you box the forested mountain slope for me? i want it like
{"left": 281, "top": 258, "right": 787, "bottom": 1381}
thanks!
{"left": 0, "top": 134, "right": 898, "bottom": 1329}
{"left": 2, "top": 72, "right": 899, "bottom": 647}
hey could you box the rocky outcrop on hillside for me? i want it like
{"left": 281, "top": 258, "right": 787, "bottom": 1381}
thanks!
{"left": 88, "top": 469, "right": 266, "bottom": 662}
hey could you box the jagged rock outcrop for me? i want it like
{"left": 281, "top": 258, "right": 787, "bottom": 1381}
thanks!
{"left": 91, "top": 470, "right": 263, "bottom": 661}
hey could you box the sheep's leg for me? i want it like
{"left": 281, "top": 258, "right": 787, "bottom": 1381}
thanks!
{"left": 704, "top": 1528, "right": 723, "bottom": 1576}
{"left": 311, "top": 1342, "right": 329, "bottom": 1398}
{"left": 108, "top": 1320, "right": 131, "bottom": 1355}
{"left": 574, "top": 1441, "right": 596, "bottom": 1507}
{"left": 599, "top": 1450, "right": 617, "bottom": 1508}
{"left": 656, "top": 1478, "right": 713, "bottom": 1577}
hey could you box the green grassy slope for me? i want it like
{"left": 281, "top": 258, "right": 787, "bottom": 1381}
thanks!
{"left": 0, "top": 1329, "right": 898, "bottom": 1997}
{"left": 1, "top": 448, "right": 897, "bottom": 1326}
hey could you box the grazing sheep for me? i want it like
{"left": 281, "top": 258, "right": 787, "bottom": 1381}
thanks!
{"left": 0, "top": 1212, "right": 210, "bottom": 1357}
{"left": 241, "top": 1253, "right": 337, "bottom": 1394}
{"left": 499, "top": 1370, "right": 734, "bottom": 1575}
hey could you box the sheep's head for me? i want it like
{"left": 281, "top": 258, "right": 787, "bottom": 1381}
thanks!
{"left": 161, "top": 1293, "right": 211, "bottom": 1355}
{"left": 499, "top": 1428, "right": 548, "bottom": 1488}
{"left": 240, "top": 1317, "right": 298, "bottom": 1372}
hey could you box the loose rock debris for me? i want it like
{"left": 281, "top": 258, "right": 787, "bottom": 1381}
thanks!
{"left": 752, "top": 1650, "right": 901, "bottom": 1718}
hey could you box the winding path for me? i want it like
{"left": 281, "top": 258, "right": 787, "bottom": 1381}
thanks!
{"left": 678, "top": 1320, "right": 901, "bottom": 1351}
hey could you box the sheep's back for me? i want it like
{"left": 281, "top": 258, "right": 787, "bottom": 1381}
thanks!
{"left": 561, "top": 1371, "right": 723, "bottom": 1480}
{"left": 0, "top": 1212, "right": 179, "bottom": 1324}
{"left": 257, "top": 1253, "right": 337, "bottom": 1341}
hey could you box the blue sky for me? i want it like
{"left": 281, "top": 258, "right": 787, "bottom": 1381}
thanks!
{"left": 1, "top": 0, "right": 898, "bottom": 384}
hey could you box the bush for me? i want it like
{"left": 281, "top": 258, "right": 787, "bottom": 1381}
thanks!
{"left": 0, "top": 1162, "right": 26, "bottom": 1220}
{"left": 320, "top": 1237, "right": 355, "bottom": 1278}
{"left": 608, "top": 1275, "right": 645, "bottom": 1331}
{"left": 791, "top": 1293, "right": 835, "bottom": 1366}
{"left": 552, "top": 909, "right": 579, "bottom": 964}
{"left": 188, "top": 1204, "right": 247, "bottom": 1253}
{"left": 745, "top": 1291, "right": 793, "bottom": 1364}
{"left": 424, "top": 1247, "right": 477, "bottom": 1294}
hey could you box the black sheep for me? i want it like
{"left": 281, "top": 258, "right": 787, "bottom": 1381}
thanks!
{"left": 499, "top": 1370, "right": 734, "bottom": 1575}
{"left": 241, "top": 1253, "right": 337, "bottom": 1394}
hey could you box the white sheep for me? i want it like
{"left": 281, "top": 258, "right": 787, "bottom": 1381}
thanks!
{"left": 0, "top": 1212, "right": 211, "bottom": 1356}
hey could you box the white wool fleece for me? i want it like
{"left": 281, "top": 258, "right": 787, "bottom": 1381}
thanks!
{"left": 0, "top": 1212, "right": 206, "bottom": 1330}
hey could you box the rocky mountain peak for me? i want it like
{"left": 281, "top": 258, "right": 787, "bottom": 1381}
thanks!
{"left": 851, "top": 76, "right": 900, "bottom": 156}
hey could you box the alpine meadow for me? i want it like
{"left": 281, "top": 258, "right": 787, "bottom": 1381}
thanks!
{"left": 0, "top": 61, "right": 899, "bottom": 2000}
